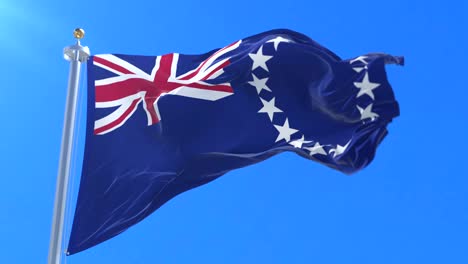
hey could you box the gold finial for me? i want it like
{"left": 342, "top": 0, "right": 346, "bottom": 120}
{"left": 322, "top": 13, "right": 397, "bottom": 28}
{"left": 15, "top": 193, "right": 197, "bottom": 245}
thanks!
{"left": 73, "top": 28, "right": 85, "bottom": 40}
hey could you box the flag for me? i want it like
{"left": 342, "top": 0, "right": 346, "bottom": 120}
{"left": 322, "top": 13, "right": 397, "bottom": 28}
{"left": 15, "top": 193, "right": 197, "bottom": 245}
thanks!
{"left": 67, "top": 29, "right": 403, "bottom": 254}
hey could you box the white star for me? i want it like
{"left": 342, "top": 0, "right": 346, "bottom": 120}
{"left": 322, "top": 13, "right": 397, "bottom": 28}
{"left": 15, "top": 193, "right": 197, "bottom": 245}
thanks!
{"left": 267, "top": 36, "right": 291, "bottom": 51}
{"left": 248, "top": 74, "right": 271, "bottom": 94}
{"left": 248, "top": 45, "right": 272, "bottom": 71}
{"left": 353, "top": 65, "right": 368, "bottom": 72}
{"left": 353, "top": 67, "right": 365, "bottom": 73}
{"left": 350, "top": 56, "right": 368, "bottom": 65}
{"left": 274, "top": 118, "right": 298, "bottom": 143}
{"left": 354, "top": 72, "right": 381, "bottom": 100}
{"left": 329, "top": 140, "right": 351, "bottom": 158}
{"left": 305, "top": 142, "right": 327, "bottom": 156}
{"left": 258, "top": 97, "right": 283, "bottom": 121}
{"left": 357, "top": 103, "right": 379, "bottom": 121}
{"left": 288, "top": 135, "right": 311, "bottom": 148}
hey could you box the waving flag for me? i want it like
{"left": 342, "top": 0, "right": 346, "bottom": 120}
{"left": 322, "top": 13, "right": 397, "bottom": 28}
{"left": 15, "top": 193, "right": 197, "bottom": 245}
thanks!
{"left": 68, "top": 29, "right": 403, "bottom": 254}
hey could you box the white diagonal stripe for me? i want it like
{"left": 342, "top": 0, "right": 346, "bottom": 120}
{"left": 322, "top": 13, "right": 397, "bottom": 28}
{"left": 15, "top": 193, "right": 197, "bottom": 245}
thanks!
{"left": 167, "top": 86, "right": 233, "bottom": 101}
{"left": 93, "top": 61, "right": 126, "bottom": 77}
{"left": 96, "top": 54, "right": 151, "bottom": 78}
{"left": 95, "top": 98, "right": 142, "bottom": 134}
{"left": 95, "top": 92, "right": 144, "bottom": 108}
{"left": 177, "top": 40, "right": 242, "bottom": 80}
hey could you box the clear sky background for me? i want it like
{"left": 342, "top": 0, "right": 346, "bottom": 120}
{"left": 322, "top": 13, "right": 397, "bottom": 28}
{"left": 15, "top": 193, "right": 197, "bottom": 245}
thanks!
{"left": 1, "top": 0, "right": 467, "bottom": 263}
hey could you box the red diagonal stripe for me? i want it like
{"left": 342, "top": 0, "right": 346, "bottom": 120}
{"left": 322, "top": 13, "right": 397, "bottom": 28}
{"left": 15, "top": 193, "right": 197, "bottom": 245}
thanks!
{"left": 201, "top": 60, "right": 230, "bottom": 81}
{"left": 179, "top": 41, "right": 237, "bottom": 81}
{"left": 181, "top": 82, "right": 233, "bottom": 93}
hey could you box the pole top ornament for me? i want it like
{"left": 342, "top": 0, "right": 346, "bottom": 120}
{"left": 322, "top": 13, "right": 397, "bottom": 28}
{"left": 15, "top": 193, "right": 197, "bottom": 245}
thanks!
{"left": 73, "top": 28, "right": 85, "bottom": 40}
{"left": 64, "top": 28, "right": 90, "bottom": 62}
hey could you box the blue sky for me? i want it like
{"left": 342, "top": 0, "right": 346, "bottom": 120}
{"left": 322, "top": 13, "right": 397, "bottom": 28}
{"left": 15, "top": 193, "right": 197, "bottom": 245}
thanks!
{"left": 1, "top": 0, "right": 467, "bottom": 263}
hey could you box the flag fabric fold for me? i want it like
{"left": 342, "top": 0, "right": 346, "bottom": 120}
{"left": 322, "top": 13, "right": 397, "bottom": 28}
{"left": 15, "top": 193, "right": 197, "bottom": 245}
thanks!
{"left": 67, "top": 29, "right": 402, "bottom": 254}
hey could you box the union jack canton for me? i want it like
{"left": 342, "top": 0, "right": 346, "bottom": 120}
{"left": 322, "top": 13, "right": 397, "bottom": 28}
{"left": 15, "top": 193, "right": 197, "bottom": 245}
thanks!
{"left": 93, "top": 40, "right": 241, "bottom": 135}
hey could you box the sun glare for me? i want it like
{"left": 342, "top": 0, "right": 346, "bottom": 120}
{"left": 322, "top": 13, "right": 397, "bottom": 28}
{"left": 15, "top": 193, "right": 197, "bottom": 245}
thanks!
{"left": 0, "top": 1, "right": 25, "bottom": 43}
{"left": 0, "top": 0, "right": 51, "bottom": 56}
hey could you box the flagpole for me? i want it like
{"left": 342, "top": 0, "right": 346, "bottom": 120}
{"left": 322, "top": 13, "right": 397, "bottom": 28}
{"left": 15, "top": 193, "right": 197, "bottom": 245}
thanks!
{"left": 48, "top": 28, "right": 90, "bottom": 264}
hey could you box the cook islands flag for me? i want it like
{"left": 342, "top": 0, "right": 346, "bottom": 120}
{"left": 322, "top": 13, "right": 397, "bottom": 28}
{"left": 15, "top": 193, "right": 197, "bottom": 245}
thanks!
{"left": 67, "top": 29, "right": 403, "bottom": 254}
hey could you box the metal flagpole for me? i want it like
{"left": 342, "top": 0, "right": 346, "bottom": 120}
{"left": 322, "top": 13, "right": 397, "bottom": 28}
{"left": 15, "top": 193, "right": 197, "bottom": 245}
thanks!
{"left": 48, "top": 28, "right": 90, "bottom": 264}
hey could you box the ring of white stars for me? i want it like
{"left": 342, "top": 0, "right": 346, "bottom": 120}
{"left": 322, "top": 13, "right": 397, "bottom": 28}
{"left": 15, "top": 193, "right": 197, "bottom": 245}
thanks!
{"left": 246, "top": 36, "right": 363, "bottom": 158}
